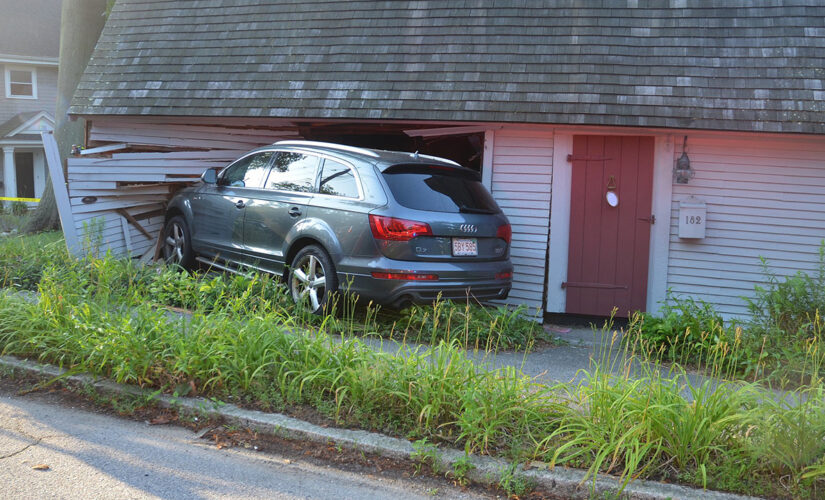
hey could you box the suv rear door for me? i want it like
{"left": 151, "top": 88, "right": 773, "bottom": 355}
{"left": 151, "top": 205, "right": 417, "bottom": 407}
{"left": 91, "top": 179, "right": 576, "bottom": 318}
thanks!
{"left": 241, "top": 151, "right": 320, "bottom": 272}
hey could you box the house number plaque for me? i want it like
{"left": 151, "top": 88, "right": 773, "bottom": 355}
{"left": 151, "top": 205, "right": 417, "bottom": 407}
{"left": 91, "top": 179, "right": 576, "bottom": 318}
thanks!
{"left": 678, "top": 199, "right": 706, "bottom": 239}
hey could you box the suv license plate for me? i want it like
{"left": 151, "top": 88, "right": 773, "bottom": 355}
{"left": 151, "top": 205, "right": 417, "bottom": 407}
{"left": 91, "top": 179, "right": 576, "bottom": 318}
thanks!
{"left": 452, "top": 238, "right": 478, "bottom": 256}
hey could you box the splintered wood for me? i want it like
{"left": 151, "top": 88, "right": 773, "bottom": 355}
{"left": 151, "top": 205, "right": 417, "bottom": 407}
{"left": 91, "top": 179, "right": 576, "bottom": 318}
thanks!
{"left": 65, "top": 117, "right": 300, "bottom": 258}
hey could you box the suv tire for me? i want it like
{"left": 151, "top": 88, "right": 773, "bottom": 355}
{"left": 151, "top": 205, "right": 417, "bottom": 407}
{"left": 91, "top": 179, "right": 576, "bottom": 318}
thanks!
{"left": 161, "top": 215, "right": 195, "bottom": 269}
{"left": 289, "top": 244, "right": 338, "bottom": 315}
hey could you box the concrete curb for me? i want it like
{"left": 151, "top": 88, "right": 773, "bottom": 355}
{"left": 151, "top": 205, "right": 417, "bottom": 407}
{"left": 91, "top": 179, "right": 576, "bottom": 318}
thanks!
{"left": 0, "top": 354, "right": 758, "bottom": 500}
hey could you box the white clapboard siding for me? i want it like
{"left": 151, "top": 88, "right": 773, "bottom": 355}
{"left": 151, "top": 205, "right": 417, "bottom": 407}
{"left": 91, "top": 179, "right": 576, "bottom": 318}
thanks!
{"left": 489, "top": 129, "right": 554, "bottom": 312}
{"left": 67, "top": 118, "right": 303, "bottom": 258}
{"left": 667, "top": 135, "right": 825, "bottom": 318}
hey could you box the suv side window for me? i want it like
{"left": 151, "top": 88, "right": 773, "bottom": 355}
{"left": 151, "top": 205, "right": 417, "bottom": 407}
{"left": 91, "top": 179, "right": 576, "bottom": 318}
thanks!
{"left": 319, "top": 159, "right": 359, "bottom": 198}
{"left": 220, "top": 151, "right": 273, "bottom": 188}
{"left": 265, "top": 152, "right": 319, "bottom": 193}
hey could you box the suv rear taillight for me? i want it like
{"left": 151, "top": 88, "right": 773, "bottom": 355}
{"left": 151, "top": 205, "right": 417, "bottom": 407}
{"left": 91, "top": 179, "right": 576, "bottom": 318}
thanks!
{"left": 496, "top": 223, "right": 512, "bottom": 244}
{"left": 369, "top": 214, "right": 432, "bottom": 241}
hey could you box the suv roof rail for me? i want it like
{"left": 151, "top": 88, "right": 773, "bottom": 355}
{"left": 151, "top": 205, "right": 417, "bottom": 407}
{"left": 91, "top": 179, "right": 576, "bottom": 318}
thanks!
{"left": 274, "top": 140, "right": 379, "bottom": 158}
{"left": 415, "top": 153, "right": 461, "bottom": 167}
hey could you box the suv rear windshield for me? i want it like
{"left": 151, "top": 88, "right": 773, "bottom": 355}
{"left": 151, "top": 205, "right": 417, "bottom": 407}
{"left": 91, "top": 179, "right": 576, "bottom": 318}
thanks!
{"left": 382, "top": 164, "right": 500, "bottom": 214}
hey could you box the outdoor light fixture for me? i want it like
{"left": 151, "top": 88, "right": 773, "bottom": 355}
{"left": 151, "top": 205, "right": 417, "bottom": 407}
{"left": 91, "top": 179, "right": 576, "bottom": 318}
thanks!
{"left": 674, "top": 135, "right": 695, "bottom": 184}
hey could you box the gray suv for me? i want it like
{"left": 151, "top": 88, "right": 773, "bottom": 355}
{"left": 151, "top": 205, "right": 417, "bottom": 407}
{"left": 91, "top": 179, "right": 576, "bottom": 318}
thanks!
{"left": 162, "top": 140, "right": 513, "bottom": 312}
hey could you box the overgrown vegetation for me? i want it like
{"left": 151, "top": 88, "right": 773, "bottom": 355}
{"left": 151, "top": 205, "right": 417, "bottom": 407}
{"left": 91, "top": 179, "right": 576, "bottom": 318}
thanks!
{"left": 0, "top": 232, "right": 547, "bottom": 350}
{"left": 628, "top": 242, "right": 825, "bottom": 386}
{"left": 2, "top": 232, "right": 825, "bottom": 498}
{"left": 0, "top": 208, "right": 30, "bottom": 234}
{"left": 0, "top": 231, "right": 67, "bottom": 289}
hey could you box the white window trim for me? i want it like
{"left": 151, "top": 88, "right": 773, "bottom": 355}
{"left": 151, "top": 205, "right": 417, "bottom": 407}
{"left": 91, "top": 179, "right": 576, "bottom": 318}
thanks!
{"left": 4, "top": 65, "right": 37, "bottom": 99}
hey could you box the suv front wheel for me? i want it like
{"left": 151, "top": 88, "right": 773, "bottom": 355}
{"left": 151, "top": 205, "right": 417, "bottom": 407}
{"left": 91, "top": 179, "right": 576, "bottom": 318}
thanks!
{"left": 161, "top": 215, "right": 194, "bottom": 269}
{"left": 289, "top": 245, "right": 338, "bottom": 314}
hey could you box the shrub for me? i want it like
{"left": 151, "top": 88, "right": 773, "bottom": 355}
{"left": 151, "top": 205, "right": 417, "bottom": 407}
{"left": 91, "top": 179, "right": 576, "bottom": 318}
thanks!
{"left": 741, "top": 245, "right": 825, "bottom": 383}
{"left": 747, "top": 246, "right": 825, "bottom": 341}
{"left": 11, "top": 201, "right": 28, "bottom": 216}
{"left": 625, "top": 294, "right": 737, "bottom": 367}
{"left": 0, "top": 231, "right": 68, "bottom": 289}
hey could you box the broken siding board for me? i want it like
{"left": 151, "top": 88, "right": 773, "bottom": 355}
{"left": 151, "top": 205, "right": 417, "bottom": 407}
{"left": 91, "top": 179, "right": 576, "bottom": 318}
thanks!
{"left": 42, "top": 131, "right": 81, "bottom": 255}
{"left": 70, "top": 166, "right": 211, "bottom": 176}
{"left": 111, "top": 150, "right": 247, "bottom": 160}
{"left": 69, "top": 186, "right": 173, "bottom": 198}
{"left": 89, "top": 123, "right": 293, "bottom": 142}
{"left": 71, "top": 199, "right": 157, "bottom": 210}
{"left": 67, "top": 181, "right": 119, "bottom": 190}
{"left": 69, "top": 157, "right": 232, "bottom": 166}
{"left": 89, "top": 133, "right": 273, "bottom": 150}
{"left": 72, "top": 200, "right": 161, "bottom": 214}
{"left": 121, "top": 216, "right": 133, "bottom": 253}
{"left": 68, "top": 172, "right": 168, "bottom": 182}
{"left": 91, "top": 120, "right": 300, "bottom": 138}
{"left": 88, "top": 129, "right": 299, "bottom": 150}
{"left": 72, "top": 203, "right": 166, "bottom": 222}
{"left": 666, "top": 135, "right": 825, "bottom": 318}
{"left": 74, "top": 214, "right": 162, "bottom": 234}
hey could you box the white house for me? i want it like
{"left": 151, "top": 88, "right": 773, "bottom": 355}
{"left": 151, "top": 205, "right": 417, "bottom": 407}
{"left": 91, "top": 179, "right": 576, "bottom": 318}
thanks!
{"left": 62, "top": 1, "right": 825, "bottom": 319}
{"left": 0, "top": 0, "right": 60, "bottom": 207}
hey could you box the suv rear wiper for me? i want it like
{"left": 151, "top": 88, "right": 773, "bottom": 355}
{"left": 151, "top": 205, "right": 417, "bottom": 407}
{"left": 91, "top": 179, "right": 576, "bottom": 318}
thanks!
{"left": 458, "top": 205, "right": 497, "bottom": 214}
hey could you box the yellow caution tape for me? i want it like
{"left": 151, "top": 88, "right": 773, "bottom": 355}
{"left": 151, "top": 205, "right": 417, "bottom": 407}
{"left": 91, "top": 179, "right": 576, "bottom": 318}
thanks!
{"left": 0, "top": 197, "right": 40, "bottom": 202}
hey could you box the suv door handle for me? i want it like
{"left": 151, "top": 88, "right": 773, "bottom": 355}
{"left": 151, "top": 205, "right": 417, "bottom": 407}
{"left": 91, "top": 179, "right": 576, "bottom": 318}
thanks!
{"left": 235, "top": 200, "right": 246, "bottom": 209}
{"left": 288, "top": 206, "right": 302, "bottom": 217}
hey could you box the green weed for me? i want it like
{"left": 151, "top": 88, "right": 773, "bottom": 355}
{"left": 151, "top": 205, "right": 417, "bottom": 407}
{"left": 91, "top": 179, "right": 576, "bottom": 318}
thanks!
{"left": 448, "top": 453, "right": 476, "bottom": 487}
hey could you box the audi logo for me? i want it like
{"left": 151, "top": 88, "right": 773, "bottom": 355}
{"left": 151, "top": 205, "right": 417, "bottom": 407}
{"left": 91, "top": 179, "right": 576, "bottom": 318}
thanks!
{"left": 459, "top": 224, "right": 478, "bottom": 233}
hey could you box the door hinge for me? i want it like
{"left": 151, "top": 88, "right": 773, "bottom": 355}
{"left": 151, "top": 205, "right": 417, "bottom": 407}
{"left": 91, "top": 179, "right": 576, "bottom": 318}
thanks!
{"left": 637, "top": 214, "right": 656, "bottom": 224}
{"left": 561, "top": 281, "right": 629, "bottom": 290}
{"left": 567, "top": 154, "right": 612, "bottom": 162}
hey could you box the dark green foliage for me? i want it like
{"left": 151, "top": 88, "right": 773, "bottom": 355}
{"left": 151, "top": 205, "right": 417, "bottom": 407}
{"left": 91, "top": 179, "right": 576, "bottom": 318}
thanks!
{"left": 627, "top": 242, "right": 825, "bottom": 385}
{"left": 630, "top": 294, "right": 735, "bottom": 366}
{"left": 4, "top": 233, "right": 825, "bottom": 497}
{"left": 11, "top": 201, "right": 28, "bottom": 216}
{"left": 741, "top": 246, "right": 825, "bottom": 383}
{"left": 0, "top": 232, "right": 68, "bottom": 289}
{"left": 0, "top": 232, "right": 545, "bottom": 350}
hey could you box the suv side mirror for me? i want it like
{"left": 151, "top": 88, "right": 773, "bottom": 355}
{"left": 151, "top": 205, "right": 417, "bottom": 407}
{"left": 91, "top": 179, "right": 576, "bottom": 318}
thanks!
{"left": 201, "top": 168, "right": 218, "bottom": 184}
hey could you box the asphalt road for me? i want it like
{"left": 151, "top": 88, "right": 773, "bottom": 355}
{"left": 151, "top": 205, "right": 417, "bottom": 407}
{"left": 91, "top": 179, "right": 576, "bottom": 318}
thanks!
{"left": 0, "top": 386, "right": 492, "bottom": 500}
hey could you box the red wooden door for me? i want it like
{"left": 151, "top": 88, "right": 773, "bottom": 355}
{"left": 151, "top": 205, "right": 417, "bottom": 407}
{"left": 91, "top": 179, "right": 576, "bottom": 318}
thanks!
{"left": 565, "top": 136, "right": 654, "bottom": 317}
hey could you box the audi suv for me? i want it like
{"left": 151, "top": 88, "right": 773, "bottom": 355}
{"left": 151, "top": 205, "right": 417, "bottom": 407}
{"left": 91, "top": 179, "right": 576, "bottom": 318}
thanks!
{"left": 162, "top": 140, "right": 513, "bottom": 313}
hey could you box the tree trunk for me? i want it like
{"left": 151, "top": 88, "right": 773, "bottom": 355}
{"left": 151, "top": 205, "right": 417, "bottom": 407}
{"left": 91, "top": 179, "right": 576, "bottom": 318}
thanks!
{"left": 24, "top": 0, "right": 108, "bottom": 234}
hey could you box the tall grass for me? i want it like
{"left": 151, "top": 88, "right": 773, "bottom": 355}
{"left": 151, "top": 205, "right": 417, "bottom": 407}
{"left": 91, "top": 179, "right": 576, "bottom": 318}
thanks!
{"left": 0, "top": 232, "right": 68, "bottom": 289}
{"left": 3, "top": 235, "right": 825, "bottom": 497}
{"left": 0, "top": 238, "right": 546, "bottom": 350}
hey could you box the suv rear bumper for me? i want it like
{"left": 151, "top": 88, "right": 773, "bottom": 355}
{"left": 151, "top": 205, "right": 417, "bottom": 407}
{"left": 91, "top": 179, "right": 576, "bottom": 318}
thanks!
{"left": 339, "top": 258, "right": 513, "bottom": 308}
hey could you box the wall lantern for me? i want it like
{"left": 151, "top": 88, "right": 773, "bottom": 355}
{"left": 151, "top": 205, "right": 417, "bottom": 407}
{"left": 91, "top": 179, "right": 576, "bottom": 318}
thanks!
{"left": 674, "top": 135, "right": 695, "bottom": 184}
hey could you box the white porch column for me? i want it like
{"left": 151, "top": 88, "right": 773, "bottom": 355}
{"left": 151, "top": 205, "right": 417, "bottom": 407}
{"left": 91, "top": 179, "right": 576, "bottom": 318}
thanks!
{"left": 2, "top": 147, "right": 16, "bottom": 207}
{"left": 33, "top": 149, "right": 46, "bottom": 200}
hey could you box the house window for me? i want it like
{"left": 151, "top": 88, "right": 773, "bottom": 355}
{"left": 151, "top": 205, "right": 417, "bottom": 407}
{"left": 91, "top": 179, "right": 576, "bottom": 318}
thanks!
{"left": 5, "top": 66, "right": 37, "bottom": 99}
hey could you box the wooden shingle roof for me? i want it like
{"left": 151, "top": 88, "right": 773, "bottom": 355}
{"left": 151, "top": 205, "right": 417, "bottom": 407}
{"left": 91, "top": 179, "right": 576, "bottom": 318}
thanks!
{"left": 69, "top": 0, "right": 825, "bottom": 134}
